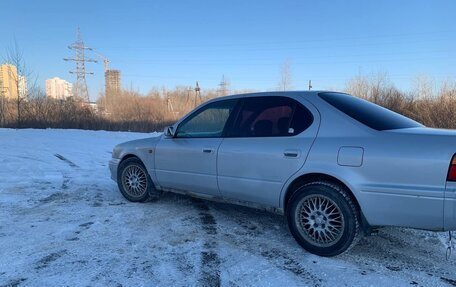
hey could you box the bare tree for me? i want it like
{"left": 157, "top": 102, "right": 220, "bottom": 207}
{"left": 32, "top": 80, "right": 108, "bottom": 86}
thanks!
{"left": 345, "top": 75, "right": 370, "bottom": 99}
{"left": 345, "top": 71, "right": 393, "bottom": 104}
{"left": 278, "top": 60, "right": 292, "bottom": 91}
{"left": 0, "top": 76, "right": 6, "bottom": 127}
{"left": 4, "top": 41, "right": 37, "bottom": 128}
{"left": 412, "top": 74, "right": 435, "bottom": 99}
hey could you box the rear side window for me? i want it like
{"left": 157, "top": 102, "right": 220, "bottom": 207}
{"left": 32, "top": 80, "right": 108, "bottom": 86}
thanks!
{"left": 319, "top": 92, "right": 422, "bottom": 131}
{"left": 229, "top": 96, "right": 313, "bottom": 137}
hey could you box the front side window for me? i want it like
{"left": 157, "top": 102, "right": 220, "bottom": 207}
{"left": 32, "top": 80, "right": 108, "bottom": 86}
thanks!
{"left": 175, "top": 99, "right": 237, "bottom": 138}
{"left": 230, "top": 96, "right": 313, "bottom": 137}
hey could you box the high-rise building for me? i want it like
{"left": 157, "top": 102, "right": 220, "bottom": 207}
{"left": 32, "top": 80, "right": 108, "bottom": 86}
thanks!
{"left": 0, "top": 64, "right": 19, "bottom": 99}
{"left": 105, "top": 69, "right": 121, "bottom": 98}
{"left": 45, "top": 77, "right": 73, "bottom": 100}
{"left": 18, "top": 75, "right": 27, "bottom": 98}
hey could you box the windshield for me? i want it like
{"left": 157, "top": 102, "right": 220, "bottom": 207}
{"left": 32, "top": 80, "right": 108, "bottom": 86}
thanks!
{"left": 319, "top": 92, "right": 423, "bottom": 131}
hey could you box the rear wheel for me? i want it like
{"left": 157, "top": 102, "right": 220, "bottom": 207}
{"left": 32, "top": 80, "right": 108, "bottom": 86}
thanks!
{"left": 286, "top": 181, "right": 361, "bottom": 257}
{"left": 117, "top": 157, "right": 160, "bottom": 202}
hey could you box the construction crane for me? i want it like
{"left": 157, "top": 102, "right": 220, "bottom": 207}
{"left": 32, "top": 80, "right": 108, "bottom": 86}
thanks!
{"left": 93, "top": 50, "right": 110, "bottom": 73}
{"left": 92, "top": 50, "right": 121, "bottom": 99}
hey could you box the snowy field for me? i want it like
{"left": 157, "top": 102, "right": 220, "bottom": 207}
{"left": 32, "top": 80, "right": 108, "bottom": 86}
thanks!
{"left": 0, "top": 128, "right": 455, "bottom": 287}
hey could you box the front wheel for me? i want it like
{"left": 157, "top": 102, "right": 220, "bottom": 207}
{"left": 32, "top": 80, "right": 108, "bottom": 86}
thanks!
{"left": 117, "top": 157, "right": 159, "bottom": 202}
{"left": 286, "top": 181, "right": 361, "bottom": 257}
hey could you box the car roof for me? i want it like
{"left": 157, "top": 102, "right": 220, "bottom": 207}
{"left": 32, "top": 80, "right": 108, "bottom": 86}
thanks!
{"left": 206, "top": 90, "right": 340, "bottom": 103}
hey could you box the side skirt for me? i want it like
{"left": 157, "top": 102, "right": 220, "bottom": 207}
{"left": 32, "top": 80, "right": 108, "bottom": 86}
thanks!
{"left": 159, "top": 187, "right": 284, "bottom": 215}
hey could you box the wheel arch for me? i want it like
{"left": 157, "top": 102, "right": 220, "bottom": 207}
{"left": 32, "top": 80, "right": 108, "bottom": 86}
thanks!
{"left": 118, "top": 154, "right": 145, "bottom": 179}
{"left": 118, "top": 153, "right": 159, "bottom": 192}
{"left": 119, "top": 153, "right": 141, "bottom": 164}
{"left": 283, "top": 173, "right": 362, "bottom": 215}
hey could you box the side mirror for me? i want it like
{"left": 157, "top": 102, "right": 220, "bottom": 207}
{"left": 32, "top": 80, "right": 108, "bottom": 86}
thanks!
{"left": 164, "top": 126, "right": 175, "bottom": 138}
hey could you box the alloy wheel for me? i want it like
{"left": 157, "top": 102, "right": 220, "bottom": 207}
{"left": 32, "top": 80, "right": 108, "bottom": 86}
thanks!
{"left": 121, "top": 164, "right": 148, "bottom": 197}
{"left": 295, "top": 194, "right": 345, "bottom": 247}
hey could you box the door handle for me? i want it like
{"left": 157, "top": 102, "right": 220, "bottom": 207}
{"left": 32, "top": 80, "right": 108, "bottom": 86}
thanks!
{"left": 284, "top": 150, "right": 300, "bottom": 158}
{"left": 202, "top": 148, "right": 215, "bottom": 154}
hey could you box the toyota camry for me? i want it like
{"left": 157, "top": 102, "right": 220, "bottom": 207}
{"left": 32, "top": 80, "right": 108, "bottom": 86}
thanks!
{"left": 109, "top": 91, "right": 456, "bottom": 257}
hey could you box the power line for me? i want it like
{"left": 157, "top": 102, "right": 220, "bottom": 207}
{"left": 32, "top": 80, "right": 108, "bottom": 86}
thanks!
{"left": 105, "top": 30, "right": 456, "bottom": 50}
{"left": 114, "top": 50, "right": 453, "bottom": 66}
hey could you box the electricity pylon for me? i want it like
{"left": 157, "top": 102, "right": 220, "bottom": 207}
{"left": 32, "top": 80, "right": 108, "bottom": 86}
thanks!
{"left": 194, "top": 81, "right": 202, "bottom": 107}
{"left": 64, "top": 28, "right": 97, "bottom": 102}
{"left": 218, "top": 75, "right": 228, "bottom": 96}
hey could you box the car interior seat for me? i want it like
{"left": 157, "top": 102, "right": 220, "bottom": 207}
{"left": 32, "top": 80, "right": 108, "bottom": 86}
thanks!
{"left": 277, "top": 117, "right": 290, "bottom": 135}
{"left": 253, "top": 120, "right": 273, "bottom": 137}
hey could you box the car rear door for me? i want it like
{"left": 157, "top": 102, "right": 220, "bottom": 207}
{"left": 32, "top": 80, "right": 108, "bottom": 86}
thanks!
{"left": 217, "top": 95, "right": 320, "bottom": 206}
{"left": 154, "top": 99, "right": 238, "bottom": 196}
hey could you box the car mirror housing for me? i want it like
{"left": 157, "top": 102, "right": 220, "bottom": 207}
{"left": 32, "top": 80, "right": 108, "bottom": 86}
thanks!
{"left": 164, "top": 126, "right": 175, "bottom": 137}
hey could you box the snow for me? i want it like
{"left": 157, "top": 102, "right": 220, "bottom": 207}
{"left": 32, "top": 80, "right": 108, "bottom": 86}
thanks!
{"left": 0, "top": 128, "right": 455, "bottom": 287}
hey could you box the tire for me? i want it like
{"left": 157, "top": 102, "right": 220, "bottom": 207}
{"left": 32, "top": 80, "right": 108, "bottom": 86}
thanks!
{"left": 286, "top": 181, "right": 361, "bottom": 257}
{"left": 117, "top": 157, "right": 160, "bottom": 202}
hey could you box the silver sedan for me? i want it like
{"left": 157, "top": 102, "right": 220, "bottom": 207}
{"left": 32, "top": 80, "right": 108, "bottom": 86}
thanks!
{"left": 109, "top": 91, "right": 456, "bottom": 257}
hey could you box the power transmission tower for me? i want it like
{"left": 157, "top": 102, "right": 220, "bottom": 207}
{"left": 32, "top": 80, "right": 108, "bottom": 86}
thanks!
{"left": 185, "top": 86, "right": 192, "bottom": 109}
{"left": 166, "top": 93, "right": 174, "bottom": 113}
{"left": 194, "top": 81, "right": 202, "bottom": 107}
{"left": 218, "top": 75, "right": 228, "bottom": 96}
{"left": 64, "top": 28, "right": 97, "bottom": 102}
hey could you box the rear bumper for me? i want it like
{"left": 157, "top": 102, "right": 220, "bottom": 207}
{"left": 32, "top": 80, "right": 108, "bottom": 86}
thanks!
{"left": 109, "top": 158, "right": 121, "bottom": 183}
{"left": 445, "top": 182, "right": 456, "bottom": 231}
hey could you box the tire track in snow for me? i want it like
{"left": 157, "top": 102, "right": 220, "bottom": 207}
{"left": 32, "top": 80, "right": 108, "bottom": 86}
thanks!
{"left": 53, "top": 154, "right": 77, "bottom": 190}
{"left": 209, "top": 202, "right": 324, "bottom": 286}
{"left": 193, "top": 199, "right": 221, "bottom": 287}
{"left": 260, "top": 248, "right": 322, "bottom": 286}
{"left": 54, "top": 154, "right": 79, "bottom": 168}
{"left": 341, "top": 229, "right": 456, "bottom": 286}
{"left": 0, "top": 277, "right": 27, "bottom": 287}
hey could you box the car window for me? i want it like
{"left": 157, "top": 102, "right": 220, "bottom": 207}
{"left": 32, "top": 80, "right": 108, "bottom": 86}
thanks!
{"left": 175, "top": 99, "right": 237, "bottom": 138}
{"left": 230, "top": 96, "right": 313, "bottom": 137}
{"left": 290, "top": 103, "right": 314, "bottom": 134}
{"left": 319, "top": 92, "right": 422, "bottom": 131}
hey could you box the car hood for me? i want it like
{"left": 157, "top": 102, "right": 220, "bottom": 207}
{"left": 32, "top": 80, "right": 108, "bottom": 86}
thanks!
{"left": 116, "top": 135, "right": 162, "bottom": 149}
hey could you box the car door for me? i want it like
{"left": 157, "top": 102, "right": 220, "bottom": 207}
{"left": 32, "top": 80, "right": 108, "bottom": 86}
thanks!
{"left": 154, "top": 99, "right": 238, "bottom": 196}
{"left": 217, "top": 96, "right": 319, "bottom": 206}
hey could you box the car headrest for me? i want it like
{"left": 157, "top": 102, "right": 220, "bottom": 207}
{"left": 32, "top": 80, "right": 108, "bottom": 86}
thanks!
{"left": 277, "top": 117, "right": 290, "bottom": 135}
{"left": 253, "top": 120, "right": 273, "bottom": 137}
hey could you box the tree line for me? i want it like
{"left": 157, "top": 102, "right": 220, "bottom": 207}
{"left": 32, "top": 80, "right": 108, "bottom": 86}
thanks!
{"left": 1, "top": 74, "right": 455, "bottom": 132}
{"left": 345, "top": 73, "right": 456, "bottom": 129}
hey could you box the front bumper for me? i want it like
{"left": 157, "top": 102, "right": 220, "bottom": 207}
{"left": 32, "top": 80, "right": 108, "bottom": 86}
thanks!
{"left": 109, "top": 158, "right": 121, "bottom": 182}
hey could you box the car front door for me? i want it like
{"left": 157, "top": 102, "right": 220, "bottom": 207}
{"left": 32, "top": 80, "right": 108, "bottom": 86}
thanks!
{"left": 217, "top": 96, "right": 319, "bottom": 206}
{"left": 154, "top": 99, "right": 238, "bottom": 196}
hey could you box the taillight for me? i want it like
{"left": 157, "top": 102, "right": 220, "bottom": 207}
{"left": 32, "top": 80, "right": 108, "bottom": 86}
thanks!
{"left": 448, "top": 155, "right": 456, "bottom": 181}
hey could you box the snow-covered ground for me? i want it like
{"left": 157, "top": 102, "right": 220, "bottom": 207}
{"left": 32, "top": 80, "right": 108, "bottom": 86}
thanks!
{"left": 0, "top": 128, "right": 455, "bottom": 287}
